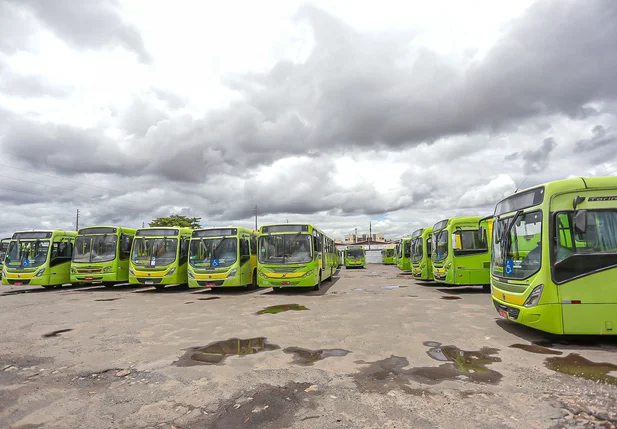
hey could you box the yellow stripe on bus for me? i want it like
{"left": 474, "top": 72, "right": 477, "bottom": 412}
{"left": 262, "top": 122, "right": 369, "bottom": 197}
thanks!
{"left": 266, "top": 272, "right": 305, "bottom": 279}
{"left": 492, "top": 288, "right": 527, "bottom": 306}
{"left": 132, "top": 270, "right": 166, "bottom": 278}
{"left": 194, "top": 273, "right": 227, "bottom": 280}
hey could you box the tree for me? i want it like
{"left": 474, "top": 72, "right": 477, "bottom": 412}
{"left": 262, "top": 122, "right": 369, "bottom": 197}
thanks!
{"left": 149, "top": 214, "right": 201, "bottom": 229}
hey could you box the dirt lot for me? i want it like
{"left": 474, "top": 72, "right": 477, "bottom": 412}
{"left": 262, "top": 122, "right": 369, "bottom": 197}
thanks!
{"left": 1, "top": 265, "right": 616, "bottom": 429}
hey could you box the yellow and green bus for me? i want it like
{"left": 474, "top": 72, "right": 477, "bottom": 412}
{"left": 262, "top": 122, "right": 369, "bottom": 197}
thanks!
{"left": 71, "top": 226, "right": 136, "bottom": 287}
{"left": 397, "top": 237, "right": 412, "bottom": 271}
{"left": 0, "top": 238, "right": 10, "bottom": 281}
{"left": 2, "top": 230, "right": 76, "bottom": 289}
{"left": 382, "top": 245, "right": 396, "bottom": 265}
{"left": 188, "top": 227, "right": 258, "bottom": 289}
{"left": 344, "top": 245, "right": 366, "bottom": 268}
{"left": 257, "top": 223, "right": 337, "bottom": 291}
{"left": 410, "top": 227, "right": 433, "bottom": 281}
{"left": 393, "top": 243, "right": 400, "bottom": 266}
{"left": 129, "top": 226, "right": 192, "bottom": 290}
{"left": 431, "top": 216, "right": 492, "bottom": 289}
{"left": 489, "top": 176, "right": 617, "bottom": 335}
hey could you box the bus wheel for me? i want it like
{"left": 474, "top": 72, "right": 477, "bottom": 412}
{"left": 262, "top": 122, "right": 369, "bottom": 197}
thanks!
{"left": 313, "top": 272, "right": 322, "bottom": 291}
{"left": 248, "top": 270, "right": 258, "bottom": 290}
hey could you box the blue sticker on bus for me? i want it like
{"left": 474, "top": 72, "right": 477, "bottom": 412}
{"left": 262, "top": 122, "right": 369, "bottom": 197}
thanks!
{"left": 505, "top": 259, "right": 514, "bottom": 276}
{"left": 212, "top": 259, "right": 220, "bottom": 267}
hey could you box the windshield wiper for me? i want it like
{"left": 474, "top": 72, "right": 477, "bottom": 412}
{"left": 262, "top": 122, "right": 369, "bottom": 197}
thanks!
{"left": 210, "top": 238, "right": 227, "bottom": 266}
{"left": 501, "top": 210, "right": 523, "bottom": 271}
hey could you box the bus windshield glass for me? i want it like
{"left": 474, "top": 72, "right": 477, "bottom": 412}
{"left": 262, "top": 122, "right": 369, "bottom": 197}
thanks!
{"left": 73, "top": 235, "right": 117, "bottom": 263}
{"left": 492, "top": 211, "right": 542, "bottom": 279}
{"left": 5, "top": 240, "right": 50, "bottom": 268}
{"left": 411, "top": 238, "right": 423, "bottom": 262}
{"left": 190, "top": 237, "right": 237, "bottom": 268}
{"left": 433, "top": 231, "right": 448, "bottom": 260}
{"left": 385, "top": 248, "right": 395, "bottom": 257}
{"left": 453, "top": 230, "right": 487, "bottom": 255}
{"left": 131, "top": 237, "right": 178, "bottom": 267}
{"left": 259, "top": 234, "right": 312, "bottom": 264}
{"left": 346, "top": 249, "right": 364, "bottom": 259}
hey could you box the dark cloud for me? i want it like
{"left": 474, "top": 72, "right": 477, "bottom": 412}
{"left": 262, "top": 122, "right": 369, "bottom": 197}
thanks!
{"left": 573, "top": 125, "right": 617, "bottom": 164}
{"left": 505, "top": 138, "right": 557, "bottom": 175}
{"left": 6, "top": 0, "right": 152, "bottom": 63}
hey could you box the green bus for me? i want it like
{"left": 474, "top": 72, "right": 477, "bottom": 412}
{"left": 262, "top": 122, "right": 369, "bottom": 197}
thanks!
{"left": 344, "top": 245, "right": 366, "bottom": 268}
{"left": 382, "top": 245, "right": 396, "bottom": 265}
{"left": 410, "top": 227, "right": 433, "bottom": 281}
{"left": 431, "top": 216, "right": 492, "bottom": 289}
{"left": 257, "top": 223, "right": 337, "bottom": 291}
{"left": 187, "top": 227, "right": 258, "bottom": 289}
{"left": 393, "top": 243, "right": 400, "bottom": 266}
{"left": 70, "top": 226, "right": 136, "bottom": 287}
{"left": 2, "top": 230, "right": 76, "bottom": 289}
{"left": 397, "top": 237, "right": 412, "bottom": 271}
{"left": 489, "top": 176, "right": 617, "bottom": 335}
{"left": 129, "top": 226, "right": 193, "bottom": 290}
{"left": 0, "top": 238, "right": 10, "bottom": 281}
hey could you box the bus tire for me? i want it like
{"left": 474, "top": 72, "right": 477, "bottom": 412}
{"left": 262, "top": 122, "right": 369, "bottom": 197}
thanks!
{"left": 249, "top": 270, "right": 258, "bottom": 290}
{"left": 313, "top": 272, "right": 322, "bottom": 291}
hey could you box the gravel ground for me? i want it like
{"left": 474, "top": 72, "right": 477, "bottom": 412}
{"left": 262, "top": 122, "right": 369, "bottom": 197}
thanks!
{"left": 1, "top": 265, "right": 616, "bottom": 429}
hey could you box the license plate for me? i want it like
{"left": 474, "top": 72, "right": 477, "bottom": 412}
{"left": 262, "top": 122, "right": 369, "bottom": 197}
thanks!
{"left": 498, "top": 308, "right": 508, "bottom": 319}
{"left": 14, "top": 281, "right": 23, "bottom": 286}
{"left": 85, "top": 276, "right": 93, "bottom": 280}
{"left": 205, "top": 283, "right": 215, "bottom": 287}
{"left": 280, "top": 281, "right": 290, "bottom": 285}
{"left": 145, "top": 280, "right": 153, "bottom": 285}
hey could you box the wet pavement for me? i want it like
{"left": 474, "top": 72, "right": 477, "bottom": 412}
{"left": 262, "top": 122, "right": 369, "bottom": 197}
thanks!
{"left": 1, "top": 264, "right": 616, "bottom": 429}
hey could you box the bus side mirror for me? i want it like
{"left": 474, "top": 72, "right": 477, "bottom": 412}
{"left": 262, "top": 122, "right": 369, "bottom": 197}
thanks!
{"left": 478, "top": 226, "right": 486, "bottom": 243}
{"left": 575, "top": 210, "right": 587, "bottom": 234}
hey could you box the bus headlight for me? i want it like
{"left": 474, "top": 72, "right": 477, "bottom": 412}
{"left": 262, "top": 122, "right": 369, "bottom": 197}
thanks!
{"left": 35, "top": 268, "right": 45, "bottom": 277}
{"left": 258, "top": 271, "right": 268, "bottom": 278}
{"left": 102, "top": 267, "right": 112, "bottom": 274}
{"left": 188, "top": 270, "right": 195, "bottom": 279}
{"left": 227, "top": 268, "right": 237, "bottom": 278}
{"left": 301, "top": 271, "right": 312, "bottom": 278}
{"left": 129, "top": 267, "right": 135, "bottom": 276}
{"left": 165, "top": 267, "right": 176, "bottom": 277}
{"left": 523, "top": 285, "right": 544, "bottom": 308}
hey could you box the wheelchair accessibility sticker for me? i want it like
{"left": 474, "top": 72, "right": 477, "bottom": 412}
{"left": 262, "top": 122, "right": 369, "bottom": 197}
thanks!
{"left": 505, "top": 259, "right": 514, "bottom": 276}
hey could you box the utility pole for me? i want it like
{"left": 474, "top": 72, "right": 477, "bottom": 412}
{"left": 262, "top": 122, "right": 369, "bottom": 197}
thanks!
{"left": 253, "top": 205, "right": 258, "bottom": 230}
{"left": 354, "top": 227, "right": 357, "bottom": 244}
{"left": 369, "top": 221, "right": 372, "bottom": 250}
{"left": 75, "top": 209, "right": 80, "bottom": 231}
{"left": 142, "top": 221, "right": 145, "bottom": 228}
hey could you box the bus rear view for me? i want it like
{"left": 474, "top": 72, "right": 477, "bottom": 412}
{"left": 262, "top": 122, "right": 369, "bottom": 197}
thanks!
{"left": 490, "top": 176, "right": 617, "bottom": 335}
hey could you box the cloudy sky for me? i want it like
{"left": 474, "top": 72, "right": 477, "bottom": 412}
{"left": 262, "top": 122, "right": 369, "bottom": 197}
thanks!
{"left": 1, "top": 0, "right": 616, "bottom": 241}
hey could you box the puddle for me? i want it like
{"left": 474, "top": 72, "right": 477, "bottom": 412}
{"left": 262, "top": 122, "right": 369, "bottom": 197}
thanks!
{"left": 330, "top": 291, "right": 346, "bottom": 295}
{"left": 410, "top": 341, "right": 502, "bottom": 385}
{"left": 283, "top": 347, "right": 351, "bottom": 366}
{"left": 544, "top": 353, "right": 617, "bottom": 385}
{"left": 95, "top": 298, "right": 120, "bottom": 302}
{"left": 407, "top": 295, "right": 419, "bottom": 298}
{"left": 256, "top": 304, "right": 308, "bottom": 315}
{"left": 42, "top": 329, "right": 73, "bottom": 338}
{"left": 441, "top": 296, "right": 461, "bottom": 300}
{"left": 185, "top": 302, "right": 194, "bottom": 304}
{"left": 198, "top": 297, "right": 221, "bottom": 301}
{"left": 380, "top": 285, "right": 401, "bottom": 290}
{"left": 353, "top": 288, "right": 368, "bottom": 292}
{"left": 172, "top": 337, "right": 280, "bottom": 366}
{"left": 510, "top": 343, "right": 563, "bottom": 355}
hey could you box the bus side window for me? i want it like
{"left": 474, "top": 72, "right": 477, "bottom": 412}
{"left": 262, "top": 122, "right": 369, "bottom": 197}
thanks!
{"left": 250, "top": 235, "right": 257, "bottom": 255}
{"left": 120, "top": 235, "right": 132, "bottom": 260}
{"left": 51, "top": 239, "right": 72, "bottom": 266}
{"left": 240, "top": 239, "right": 250, "bottom": 261}
{"left": 179, "top": 238, "right": 189, "bottom": 264}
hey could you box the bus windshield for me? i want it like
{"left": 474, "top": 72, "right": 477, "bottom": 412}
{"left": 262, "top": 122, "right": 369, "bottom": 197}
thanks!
{"left": 5, "top": 240, "right": 50, "bottom": 268}
{"left": 0, "top": 241, "right": 8, "bottom": 264}
{"left": 492, "top": 211, "right": 542, "bottom": 279}
{"left": 259, "top": 234, "right": 312, "bottom": 264}
{"left": 433, "top": 231, "right": 448, "bottom": 261}
{"left": 73, "top": 235, "right": 117, "bottom": 263}
{"left": 385, "top": 248, "right": 395, "bottom": 257}
{"left": 132, "top": 237, "right": 178, "bottom": 267}
{"left": 411, "top": 238, "right": 423, "bottom": 262}
{"left": 190, "top": 237, "right": 237, "bottom": 268}
{"left": 346, "top": 249, "right": 364, "bottom": 259}
{"left": 453, "top": 230, "right": 487, "bottom": 255}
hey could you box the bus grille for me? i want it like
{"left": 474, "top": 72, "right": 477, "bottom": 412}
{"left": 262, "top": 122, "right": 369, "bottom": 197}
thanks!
{"left": 270, "top": 267, "right": 302, "bottom": 273}
{"left": 7, "top": 279, "right": 31, "bottom": 285}
{"left": 493, "top": 300, "right": 520, "bottom": 320}
{"left": 76, "top": 268, "right": 102, "bottom": 274}
{"left": 197, "top": 280, "right": 225, "bottom": 287}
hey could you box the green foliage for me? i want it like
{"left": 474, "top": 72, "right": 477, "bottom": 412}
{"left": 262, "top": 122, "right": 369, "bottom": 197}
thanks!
{"left": 149, "top": 214, "right": 201, "bottom": 229}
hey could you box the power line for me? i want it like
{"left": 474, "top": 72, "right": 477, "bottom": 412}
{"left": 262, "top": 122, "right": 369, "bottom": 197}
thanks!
{"left": 0, "top": 163, "right": 123, "bottom": 194}
{"left": 0, "top": 186, "right": 109, "bottom": 209}
{"left": 0, "top": 174, "right": 106, "bottom": 198}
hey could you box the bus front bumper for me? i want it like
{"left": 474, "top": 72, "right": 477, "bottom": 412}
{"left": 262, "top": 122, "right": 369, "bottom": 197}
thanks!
{"left": 188, "top": 275, "right": 243, "bottom": 288}
{"left": 3, "top": 273, "right": 51, "bottom": 287}
{"left": 258, "top": 271, "right": 315, "bottom": 288}
{"left": 71, "top": 272, "right": 125, "bottom": 284}
{"left": 491, "top": 297, "right": 563, "bottom": 335}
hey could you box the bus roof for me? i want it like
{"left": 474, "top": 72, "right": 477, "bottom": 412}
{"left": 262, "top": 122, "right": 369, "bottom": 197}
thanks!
{"left": 259, "top": 223, "right": 334, "bottom": 240}
{"left": 433, "top": 216, "right": 485, "bottom": 231}
{"left": 192, "top": 226, "right": 256, "bottom": 238}
{"left": 495, "top": 175, "right": 617, "bottom": 216}
{"left": 77, "top": 226, "right": 137, "bottom": 235}
{"left": 135, "top": 226, "right": 193, "bottom": 237}
{"left": 11, "top": 230, "right": 77, "bottom": 239}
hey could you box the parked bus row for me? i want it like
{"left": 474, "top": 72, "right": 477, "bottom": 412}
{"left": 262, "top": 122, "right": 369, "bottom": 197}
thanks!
{"left": 1, "top": 223, "right": 340, "bottom": 293}
{"left": 383, "top": 176, "right": 617, "bottom": 336}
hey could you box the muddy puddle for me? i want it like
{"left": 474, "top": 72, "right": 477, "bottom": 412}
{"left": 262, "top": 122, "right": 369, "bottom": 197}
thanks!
{"left": 544, "top": 353, "right": 617, "bottom": 385}
{"left": 440, "top": 296, "right": 461, "bottom": 300}
{"left": 283, "top": 346, "right": 351, "bottom": 366}
{"left": 509, "top": 343, "right": 563, "bottom": 355}
{"left": 256, "top": 304, "right": 308, "bottom": 315}
{"left": 95, "top": 298, "right": 120, "bottom": 302}
{"left": 42, "top": 329, "right": 73, "bottom": 338}
{"left": 173, "top": 337, "right": 280, "bottom": 366}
